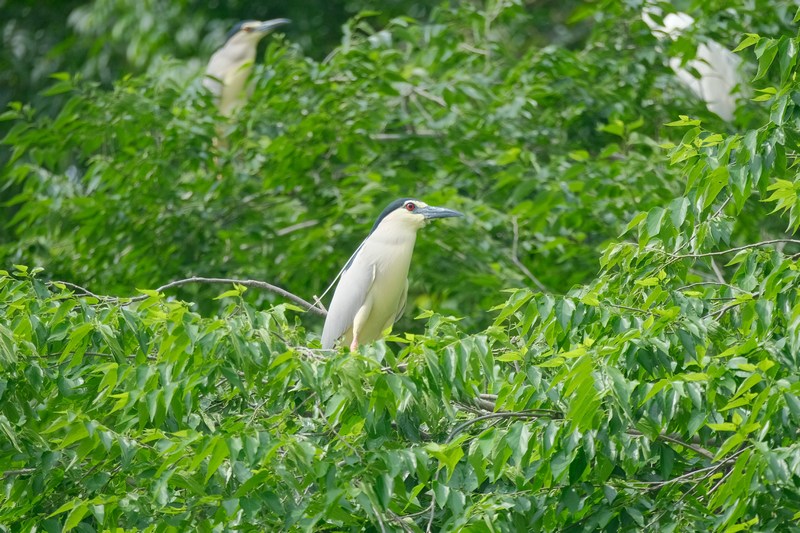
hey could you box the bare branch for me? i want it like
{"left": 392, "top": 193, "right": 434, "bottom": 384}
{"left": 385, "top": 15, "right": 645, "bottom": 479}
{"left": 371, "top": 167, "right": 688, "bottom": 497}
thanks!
{"left": 474, "top": 397, "right": 497, "bottom": 411}
{"left": 3, "top": 468, "right": 36, "bottom": 477}
{"left": 412, "top": 87, "right": 447, "bottom": 108}
{"left": 626, "top": 429, "right": 714, "bottom": 460}
{"left": 451, "top": 401, "right": 714, "bottom": 460}
{"left": 52, "top": 277, "right": 327, "bottom": 317}
{"left": 457, "top": 42, "right": 490, "bottom": 56}
{"left": 369, "top": 131, "right": 441, "bottom": 141}
{"left": 387, "top": 510, "right": 415, "bottom": 533}
{"left": 275, "top": 220, "right": 319, "bottom": 237}
{"left": 709, "top": 259, "right": 726, "bottom": 284}
{"left": 52, "top": 281, "right": 106, "bottom": 301}
{"left": 708, "top": 300, "right": 747, "bottom": 320}
{"left": 510, "top": 217, "right": 549, "bottom": 293}
{"left": 711, "top": 196, "right": 731, "bottom": 220}
{"left": 311, "top": 295, "right": 328, "bottom": 313}
{"left": 446, "top": 410, "right": 560, "bottom": 443}
{"left": 678, "top": 281, "right": 748, "bottom": 292}
{"left": 607, "top": 303, "right": 653, "bottom": 315}
{"left": 670, "top": 239, "right": 800, "bottom": 260}
{"left": 45, "top": 350, "right": 157, "bottom": 361}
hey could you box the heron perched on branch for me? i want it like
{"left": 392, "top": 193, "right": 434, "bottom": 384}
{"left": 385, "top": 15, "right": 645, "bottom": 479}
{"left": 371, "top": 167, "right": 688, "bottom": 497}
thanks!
{"left": 203, "top": 18, "right": 290, "bottom": 116}
{"left": 321, "top": 199, "right": 463, "bottom": 351}
{"left": 642, "top": 6, "right": 745, "bottom": 121}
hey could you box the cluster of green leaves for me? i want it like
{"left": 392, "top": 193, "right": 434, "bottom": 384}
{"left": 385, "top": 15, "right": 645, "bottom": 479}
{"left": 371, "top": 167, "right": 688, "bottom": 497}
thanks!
{"left": 2, "top": 1, "right": 790, "bottom": 328}
{"left": 4, "top": 0, "right": 800, "bottom": 531}
{"left": 0, "top": 0, "right": 449, "bottom": 119}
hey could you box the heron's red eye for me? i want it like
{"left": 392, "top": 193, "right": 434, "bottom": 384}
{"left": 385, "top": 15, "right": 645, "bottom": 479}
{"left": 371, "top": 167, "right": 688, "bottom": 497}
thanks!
{"left": 405, "top": 202, "right": 416, "bottom": 211}
{"left": 244, "top": 26, "right": 254, "bottom": 32}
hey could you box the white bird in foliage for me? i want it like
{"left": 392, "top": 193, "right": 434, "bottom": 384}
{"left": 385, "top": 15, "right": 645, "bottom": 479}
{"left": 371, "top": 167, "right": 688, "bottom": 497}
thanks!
{"left": 203, "top": 19, "right": 290, "bottom": 116}
{"left": 321, "top": 199, "right": 463, "bottom": 351}
{"left": 642, "top": 6, "right": 744, "bottom": 121}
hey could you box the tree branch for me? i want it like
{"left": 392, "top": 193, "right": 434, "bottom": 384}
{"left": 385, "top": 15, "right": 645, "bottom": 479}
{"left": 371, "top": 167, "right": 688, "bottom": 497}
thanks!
{"left": 52, "top": 277, "right": 327, "bottom": 317}
{"left": 3, "top": 468, "right": 36, "bottom": 477}
{"left": 369, "top": 131, "right": 441, "bottom": 141}
{"left": 678, "top": 281, "right": 748, "bottom": 292}
{"left": 275, "top": 219, "right": 319, "bottom": 236}
{"left": 669, "top": 239, "right": 800, "bottom": 260}
{"left": 626, "top": 429, "right": 714, "bottom": 460}
{"left": 52, "top": 281, "right": 106, "bottom": 301}
{"left": 450, "top": 403, "right": 714, "bottom": 460}
{"left": 446, "top": 410, "right": 561, "bottom": 443}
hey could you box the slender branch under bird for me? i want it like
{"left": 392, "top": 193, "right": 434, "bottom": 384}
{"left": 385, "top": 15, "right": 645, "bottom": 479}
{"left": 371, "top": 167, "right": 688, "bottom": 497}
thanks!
{"left": 51, "top": 277, "right": 327, "bottom": 316}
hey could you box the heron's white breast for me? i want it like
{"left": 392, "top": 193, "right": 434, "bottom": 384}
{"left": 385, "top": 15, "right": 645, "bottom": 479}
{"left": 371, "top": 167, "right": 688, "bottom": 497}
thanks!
{"left": 356, "top": 225, "right": 418, "bottom": 341}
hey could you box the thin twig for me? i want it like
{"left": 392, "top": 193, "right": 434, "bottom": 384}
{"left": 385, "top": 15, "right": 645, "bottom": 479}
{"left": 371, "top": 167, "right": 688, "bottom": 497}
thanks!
{"left": 52, "top": 281, "right": 105, "bottom": 301}
{"left": 425, "top": 498, "right": 436, "bottom": 533}
{"left": 311, "top": 295, "right": 328, "bottom": 313}
{"left": 643, "top": 447, "right": 750, "bottom": 530}
{"left": 710, "top": 259, "right": 726, "bottom": 284}
{"left": 373, "top": 500, "right": 388, "bottom": 533}
{"left": 45, "top": 350, "right": 157, "bottom": 362}
{"left": 446, "top": 411, "right": 556, "bottom": 443}
{"left": 387, "top": 510, "right": 415, "bottom": 533}
{"left": 3, "top": 468, "right": 36, "bottom": 477}
{"left": 133, "top": 277, "right": 326, "bottom": 315}
{"left": 711, "top": 196, "right": 731, "bottom": 220}
{"left": 412, "top": 87, "right": 447, "bottom": 107}
{"left": 510, "top": 217, "right": 548, "bottom": 292}
{"left": 626, "top": 429, "right": 714, "bottom": 460}
{"left": 607, "top": 303, "right": 652, "bottom": 315}
{"left": 670, "top": 239, "right": 800, "bottom": 260}
{"left": 637, "top": 462, "right": 721, "bottom": 489}
{"left": 450, "top": 405, "right": 713, "bottom": 460}
{"left": 678, "top": 281, "right": 747, "bottom": 292}
{"left": 275, "top": 220, "right": 318, "bottom": 237}
{"left": 710, "top": 301, "right": 744, "bottom": 320}
{"left": 474, "top": 397, "right": 496, "bottom": 411}
{"left": 369, "top": 132, "right": 440, "bottom": 141}
{"left": 380, "top": 362, "right": 409, "bottom": 374}
{"left": 457, "top": 42, "right": 490, "bottom": 56}
{"left": 704, "top": 463, "right": 735, "bottom": 501}
{"left": 702, "top": 291, "right": 761, "bottom": 320}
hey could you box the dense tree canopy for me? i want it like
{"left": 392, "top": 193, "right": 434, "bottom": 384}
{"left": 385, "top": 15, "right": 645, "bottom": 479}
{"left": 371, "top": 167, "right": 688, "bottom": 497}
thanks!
{"left": 3, "top": 0, "right": 800, "bottom": 531}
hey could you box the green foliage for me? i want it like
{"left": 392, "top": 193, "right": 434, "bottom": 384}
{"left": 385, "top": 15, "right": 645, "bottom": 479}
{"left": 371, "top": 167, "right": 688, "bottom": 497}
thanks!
{"left": 3, "top": 0, "right": 800, "bottom": 531}
{"left": 3, "top": 1, "right": 787, "bottom": 323}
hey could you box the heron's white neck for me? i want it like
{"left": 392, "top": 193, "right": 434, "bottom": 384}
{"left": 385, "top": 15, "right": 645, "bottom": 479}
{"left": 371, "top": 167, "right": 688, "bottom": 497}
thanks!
{"left": 370, "top": 216, "right": 422, "bottom": 246}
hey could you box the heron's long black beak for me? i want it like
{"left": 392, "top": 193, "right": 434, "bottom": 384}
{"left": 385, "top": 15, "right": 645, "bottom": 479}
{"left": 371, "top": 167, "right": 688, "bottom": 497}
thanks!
{"left": 419, "top": 205, "right": 464, "bottom": 220}
{"left": 258, "top": 18, "right": 290, "bottom": 33}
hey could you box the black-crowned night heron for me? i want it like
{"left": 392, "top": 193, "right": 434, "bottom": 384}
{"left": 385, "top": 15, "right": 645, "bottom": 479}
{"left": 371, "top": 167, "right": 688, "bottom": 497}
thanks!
{"left": 642, "top": 7, "right": 744, "bottom": 121}
{"left": 321, "top": 198, "right": 463, "bottom": 351}
{"left": 203, "top": 19, "right": 290, "bottom": 116}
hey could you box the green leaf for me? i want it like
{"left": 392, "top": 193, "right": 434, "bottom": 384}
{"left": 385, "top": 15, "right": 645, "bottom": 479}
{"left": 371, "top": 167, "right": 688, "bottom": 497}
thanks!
{"left": 214, "top": 285, "right": 248, "bottom": 300}
{"left": 754, "top": 38, "right": 780, "bottom": 81}
{"left": 640, "top": 379, "right": 671, "bottom": 406}
{"left": 425, "top": 442, "right": 465, "bottom": 481}
{"left": 63, "top": 502, "right": 89, "bottom": 531}
{"left": 732, "top": 33, "right": 760, "bottom": 53}
{"left": 702, "top": 166, "right": 730, "bottom": 211}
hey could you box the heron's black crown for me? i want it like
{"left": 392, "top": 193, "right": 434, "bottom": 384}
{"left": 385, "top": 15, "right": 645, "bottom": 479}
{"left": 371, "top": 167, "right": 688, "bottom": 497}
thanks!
{"left": 370, "top": 198, "right": 416, "bottom": 234}
{"left": 225, "top": 20, "right": 258, "bottom": 43}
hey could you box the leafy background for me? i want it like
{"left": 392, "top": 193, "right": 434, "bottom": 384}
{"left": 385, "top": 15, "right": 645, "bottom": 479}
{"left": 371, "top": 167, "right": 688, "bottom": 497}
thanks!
{"left": 3, "top": 0, "right": 800, "bottom": 530}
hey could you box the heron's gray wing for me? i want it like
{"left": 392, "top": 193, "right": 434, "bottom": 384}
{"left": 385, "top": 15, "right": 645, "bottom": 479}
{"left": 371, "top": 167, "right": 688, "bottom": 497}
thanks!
{"left": 321, "top": 252, "right": 377, "bottom": 349}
